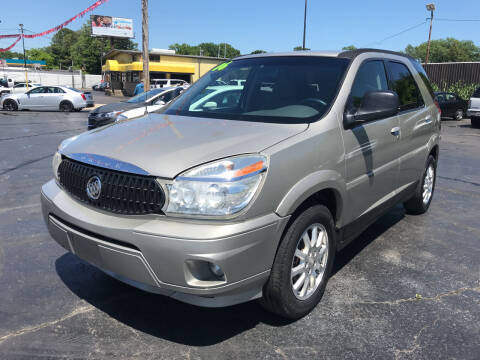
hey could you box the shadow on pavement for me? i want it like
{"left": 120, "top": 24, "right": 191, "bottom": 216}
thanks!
{"left": 55, "top": 205, "right": 405, "bottom": 346}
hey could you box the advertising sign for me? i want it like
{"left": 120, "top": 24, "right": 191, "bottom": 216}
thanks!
{"left": 91, "top": 15, "right": 134, "bottom": 38}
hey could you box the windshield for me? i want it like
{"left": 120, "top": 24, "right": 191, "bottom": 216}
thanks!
{"left": 127, "top": 88, "right": 164, "bottom": 103}
{"left": 165, "top": 56, "right": 349, "bottom": 123}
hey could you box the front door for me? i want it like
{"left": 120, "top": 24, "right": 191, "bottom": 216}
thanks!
{"left": 21, "top": 87, "right": 45, "bottom": 108}
{"left": 342, "top": 60, "right": 401, "bottom": 221}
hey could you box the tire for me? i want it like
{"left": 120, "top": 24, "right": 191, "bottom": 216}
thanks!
{"left": 59, "top": 101, "right": 73, "bottom": 112}
{"left": 472, "top": 116, "right": 480, "bottom": 129}
{"left": 3, "top": 99, "right": 18, "bottom": 111}
{"left": 404, "top": 155, "right": 436, "bottom": 215}
{"left": 260, "top": 204, "right": 336, "bottom": 319}
{"left": 454, "top": 109, "right": 464, "bottom": 121}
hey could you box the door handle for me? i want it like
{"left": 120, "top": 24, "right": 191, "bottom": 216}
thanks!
{"left": 390, "top": 127, "right": 400, "bottom": 136}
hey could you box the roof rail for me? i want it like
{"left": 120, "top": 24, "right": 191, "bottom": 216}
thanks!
{"left": 338, "top": 48, "right": 416, "bottom": 60}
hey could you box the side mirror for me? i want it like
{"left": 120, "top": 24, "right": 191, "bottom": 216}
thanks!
{"left": 344, "top": 91, "right": 399, "bottom": 129}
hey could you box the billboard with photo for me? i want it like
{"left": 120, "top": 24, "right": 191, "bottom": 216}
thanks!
{"left": 91, "top": 15, "right": 134, "bottom": 38}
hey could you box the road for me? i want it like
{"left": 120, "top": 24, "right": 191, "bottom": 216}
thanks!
{"left": 0, "top": 107, "right": 478, "bottom": 359}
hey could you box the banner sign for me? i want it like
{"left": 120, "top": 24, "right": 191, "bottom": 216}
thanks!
{"left": 0, "top": 36, "right": 21, "bottom": 52}
{"left": 0, "top": 0, "right": 109, "bottom": 47}
{"left": 91, "top": 15, "right": 134, "bottom": 38}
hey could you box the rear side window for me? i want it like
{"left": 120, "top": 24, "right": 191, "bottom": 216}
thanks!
{"left": 387, "top": 61, "right": 424, "bottom": 111}
{"left": 409, "top": 59, "right": 435, "bottom": 100}
{"left": 349, "top": 60, "right": 388, "bottom": 109}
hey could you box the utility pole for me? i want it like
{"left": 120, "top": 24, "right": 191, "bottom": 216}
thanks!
{"left": 224, "top": 43, "right": 226, "bottom": 58}
{"left": 141, "top": 0, "right": 150, "bottom": 91}
{"left": 425, "top": 3, "right": 435, "bottom": 64}
{"left": 19, "top": 24, "right": 29, "bottom": 89}
{"left": 303, "top": 0, "right": 308, "bottom": 50}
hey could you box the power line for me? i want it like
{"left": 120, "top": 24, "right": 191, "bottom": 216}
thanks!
{"left": 364, "top": 20, "right": 427, "bottom": 47}
{"left": 435, "top": 18, "right": 480, "bottom": 22}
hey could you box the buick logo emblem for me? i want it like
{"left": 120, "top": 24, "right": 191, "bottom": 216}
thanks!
{"left": 86, "top": 175, "right": 102, "bottom": 200}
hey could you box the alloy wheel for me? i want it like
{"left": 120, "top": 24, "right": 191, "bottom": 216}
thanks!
{"left": 291, "top": 223, "right": 329, "bottom": 300}
{"left": 422, "top": 164, "right": 435, "bottom": 205}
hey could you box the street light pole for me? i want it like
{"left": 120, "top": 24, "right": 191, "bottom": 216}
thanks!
{"left": 303, "top": 0, "right": 308, "bottom": 50}
{"left": 425, "top": 3, "right": 435, "bottom": 64}
{"left": 19, "top": 24, "right": 29, "bottom": 89}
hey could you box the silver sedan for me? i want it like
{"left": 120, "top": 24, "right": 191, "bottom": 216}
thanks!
{"left": 1, "top": 86, "right": 90, "bottom": 112}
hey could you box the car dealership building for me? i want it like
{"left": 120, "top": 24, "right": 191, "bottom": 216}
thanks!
{"left": 102, "top": 49, "right": 226, "bottom": 95}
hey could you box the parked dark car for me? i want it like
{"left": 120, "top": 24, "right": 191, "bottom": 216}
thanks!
{"left": 434, "top": 92, "right": 467, "bottom": 120}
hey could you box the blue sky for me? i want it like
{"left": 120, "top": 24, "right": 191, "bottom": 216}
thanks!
{"left": 1, "top": 0, "right": 479, "bottom": 54}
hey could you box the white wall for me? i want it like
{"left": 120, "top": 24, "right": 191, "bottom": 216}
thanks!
{"left": 1, "top": 67, "right": 101, "bottom": 89}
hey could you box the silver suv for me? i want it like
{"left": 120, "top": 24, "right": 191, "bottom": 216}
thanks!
{"left": 41, "top": 49, "right": 440, "bottom": 319}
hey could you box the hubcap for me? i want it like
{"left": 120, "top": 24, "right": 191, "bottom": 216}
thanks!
{"left": 422, "top": 164, "right": 435, "bottom": 205}
{"left": 291, "top": 223, "right": 329, "bottom": 300}
{"left": 456, "top": 110, "right": 463, "bottom": 120}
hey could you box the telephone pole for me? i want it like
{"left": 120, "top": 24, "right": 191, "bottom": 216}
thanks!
{"left": 142, "top": 0, "right": 150, "bottom": 91}
{"left": 425, "top": 3, "right": 435, "bottom": 64}
{"left": 19, "top": 24, "right": 29, "bottom": 89}
{"left": 302, "top": 0, "right": 307, "bottom": 50}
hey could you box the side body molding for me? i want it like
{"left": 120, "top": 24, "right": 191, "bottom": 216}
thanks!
{"left": 275, "top": 170, "right": 347, "bottom": 227}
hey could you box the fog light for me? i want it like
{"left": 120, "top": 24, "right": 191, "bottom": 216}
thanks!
{"left": 208, "top": 262, "right": 224, "bottom": 278}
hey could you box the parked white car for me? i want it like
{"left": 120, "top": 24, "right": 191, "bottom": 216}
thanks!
{"left": 117, "top": 87, "right": 184, "bottom": 121}
{"left": 150, "top": 79, "right": 190, "bottom": 89}
{"left": 1, "top": 85, "right": 88, "bottom": 112}
{"left": 10, "top": 83, "right": 42, "bottom": 94}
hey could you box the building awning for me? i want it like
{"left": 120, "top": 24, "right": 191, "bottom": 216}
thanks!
{"left": 103, "top": 59, "right": 195, "bottom": 74}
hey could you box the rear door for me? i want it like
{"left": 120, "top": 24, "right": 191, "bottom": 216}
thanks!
{"left": 388, "top": 60, "right": 434, "bottom": 188}
{"left": 41, "top": 87, "right": 62, "bottom": 109}
{"left": 342, "top": 60, "right": 401, "bottom": 219}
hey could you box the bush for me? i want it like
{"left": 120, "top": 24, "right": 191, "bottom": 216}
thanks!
{"left": 431, "top": 81, "right": 480, "bottom": 99}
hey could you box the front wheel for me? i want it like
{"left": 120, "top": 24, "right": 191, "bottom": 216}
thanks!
{"left": 3, "top": 99, "right": 18, "bottom": 111}
{"left": 404, "top": 155, "right": 436, "bottom": 214}
{"left": 455, "top": 109, "right": 464, "bottom": 121}
{"left": 260, "top": 204, "right": 336, "bottom": 319}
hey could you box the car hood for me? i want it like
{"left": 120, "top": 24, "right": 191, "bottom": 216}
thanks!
{"left": 91, "top": 101, "right": 144, "bottom": 114}
{"left": 61, "top": 113, "right": 308, "bottom": 178}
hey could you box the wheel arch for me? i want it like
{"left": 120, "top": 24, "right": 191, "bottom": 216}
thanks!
{"left": 275, "top": 170, "right": 346, "bottom": 228}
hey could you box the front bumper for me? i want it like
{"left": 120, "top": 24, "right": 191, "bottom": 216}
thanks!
{"left": 467, "top": 108, "right": 480, "bottom": 117}
{"left": 41, "top": 179, "right": 289, "bottom": 307}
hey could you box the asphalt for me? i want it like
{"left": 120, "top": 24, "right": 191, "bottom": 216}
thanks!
{"left": 0, "top": 106, "right": 478, "bottom": 359}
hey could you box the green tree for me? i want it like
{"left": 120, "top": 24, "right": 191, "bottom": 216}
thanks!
{"left": 0, "top": 50, "right": 23, "bottom": 59}
{"left": 293, "top": 46, "right": 310, "bottom": 51}
{"left": 49, "top": 28, "right": 79, "bottom": 68}
{"left": 26, "top": 48, "right": 54, "bottom": 67}
{"left": 169, "top": 42, "right": 240, "bottom": 58}
{"left": 251, "top": 50, "right": 267, "bottom": 54}
{"left": 405, "top": 38, "right": 480, "bottom": 63}
{"left": 342, "top": 45, "right": 357, "bottom": 51}
{"left": 69, "top": 23, "right": 137, "bottom": 74}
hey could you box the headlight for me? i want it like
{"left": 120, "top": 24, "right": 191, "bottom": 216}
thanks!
{"left": 104, "top": 111, "right": 122, "bottom": 118}
{"left": 166, "top": 155, "right": 267, "bottom": 216}
{"left": 52, "top": 151, "right": 62, "bottom": 181}
{"left": 116, "top": 114, "right": 128, "bottom": 122}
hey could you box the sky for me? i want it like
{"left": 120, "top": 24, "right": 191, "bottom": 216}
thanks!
{"left": 1, "top": 0, "right": 480, "bottom": 55}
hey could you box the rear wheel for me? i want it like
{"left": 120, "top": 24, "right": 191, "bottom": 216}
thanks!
{"left": 3, "top": 99, "right": 18, "bottom": 111}
{"left": 404, "top": 155, "right": 436, "bottom": 215}
{"left": 454, "top": 109, "right": 464, "bottom": 121}
{"left": 472, "top": 116, "right": 480, "bottom": 129}
{"left": 260, "top": 204, "right": 336, "bottom": 319}
{"left": 59, "top": 101, "right": 73, "bottom": 112}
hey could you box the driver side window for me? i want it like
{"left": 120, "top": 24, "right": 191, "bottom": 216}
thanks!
{"left": 28, "top": 87, "right": 45, "bottom": 94}
{"left": 349, "top": 60, "right": 388, "bottom": 110}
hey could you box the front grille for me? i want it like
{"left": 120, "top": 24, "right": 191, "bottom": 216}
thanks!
{"left": 58, "top": 158, "right": 165, "bottom": 215}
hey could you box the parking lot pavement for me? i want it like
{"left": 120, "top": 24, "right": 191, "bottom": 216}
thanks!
{"left": 0, "top": 111, "right": 478, "bottom": 359}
